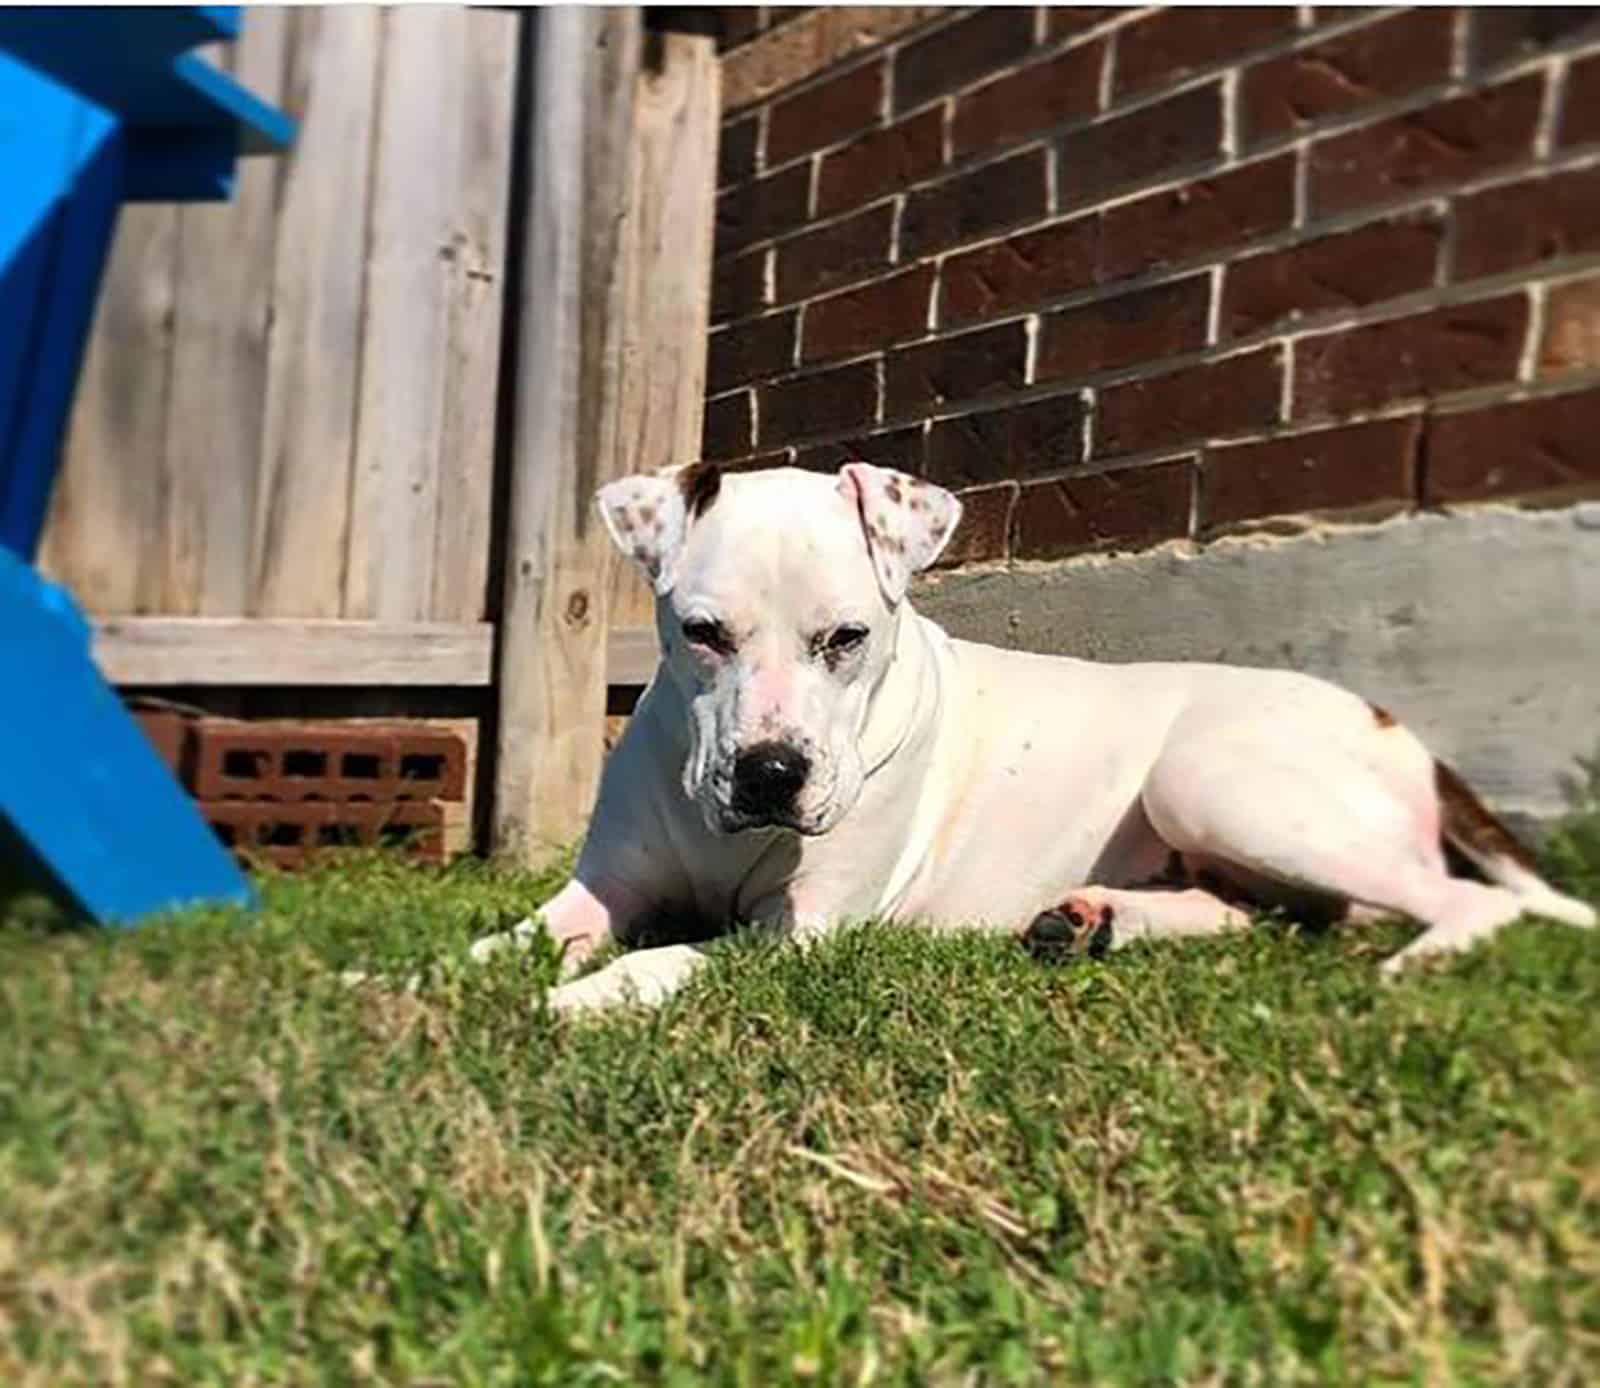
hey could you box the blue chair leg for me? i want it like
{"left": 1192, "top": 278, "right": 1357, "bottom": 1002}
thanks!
{"left": 0, "top": 545, "right": 257, "bottom": 924}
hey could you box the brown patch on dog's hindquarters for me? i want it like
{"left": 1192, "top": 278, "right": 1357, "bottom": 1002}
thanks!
{"left": 1434, "top": 758, "right": 1539, "bottom": 871}
{"left": 1369, "top": 702, "right": 1399, "bottom": 729}
{"left": 679, "top": 461, "right": 722, "bottom": 518}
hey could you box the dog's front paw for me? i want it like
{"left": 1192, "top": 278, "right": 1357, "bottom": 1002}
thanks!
{"left": 468, "top": 914, "right": 547, "bottom": 964}
{"left": 1023, "top": 896, "right": 1115, "bottom": 964}
{"left": 468, "top": 914, "right": 601, "bottom": 979}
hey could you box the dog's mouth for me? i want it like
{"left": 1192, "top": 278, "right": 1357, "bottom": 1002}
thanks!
{"left": 712, "top": 805, "right": 829, "bottom": 837}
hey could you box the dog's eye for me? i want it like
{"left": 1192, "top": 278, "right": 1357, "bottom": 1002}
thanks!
{"left": 681, "top": 618, "right": 734, "bottom": 655}
{"left": 823, "top": 624, "right": 868, "bottom": 656}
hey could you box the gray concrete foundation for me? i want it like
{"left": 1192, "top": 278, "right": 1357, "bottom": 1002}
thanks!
{"left": 914, "top": 503, "right": 1600, "bottom": 829}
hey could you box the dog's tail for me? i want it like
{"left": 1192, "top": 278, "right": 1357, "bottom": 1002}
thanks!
{"left": 1435, "top": 759, "right": 1596, "bottom": 928}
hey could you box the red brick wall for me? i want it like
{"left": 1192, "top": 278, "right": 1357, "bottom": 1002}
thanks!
{"left": 705, "top": 6, "right": 1600, "bottom": 568}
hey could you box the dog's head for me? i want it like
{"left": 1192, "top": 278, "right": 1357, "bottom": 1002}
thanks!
{"left": 597, "top": 462, "right": 961, "bottom": 836}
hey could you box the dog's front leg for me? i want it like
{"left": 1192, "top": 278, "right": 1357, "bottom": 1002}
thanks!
{"left": 468, "top": 876, "right": 637, "bottom": 980}
{"left": 544, "top": 942, "right": 709, "bottom": 1015}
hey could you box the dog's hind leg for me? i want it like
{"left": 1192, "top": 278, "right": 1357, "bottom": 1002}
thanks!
{"left": 1137, "top": 729, "right": 1574, "bottom": 976}
{"left": 1433, "top": 758, "right": 1596, "bottom": 929}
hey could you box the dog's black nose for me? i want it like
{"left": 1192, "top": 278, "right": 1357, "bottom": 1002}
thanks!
{"left": 732, "top": 741, "right": 810, "bottom": 818}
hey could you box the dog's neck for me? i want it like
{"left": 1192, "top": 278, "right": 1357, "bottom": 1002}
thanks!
{"left": 857, "top": 600, "right": 946, "bottom": 782}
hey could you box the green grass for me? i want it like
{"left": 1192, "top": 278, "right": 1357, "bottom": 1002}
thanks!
{"left": 3, "top": 805, "right": 1600, "bottom": 1388}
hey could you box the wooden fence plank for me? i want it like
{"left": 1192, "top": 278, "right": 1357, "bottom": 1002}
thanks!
{"left": 430, "top": 6, "right": 519, "bottom": 624}
{"left": 493, "top": 6, "right": 642, "bottom": 862}
{"left": 344, "top": 8, "right": 464, "bottom": 621}
{"left": 93, "top": 617, "right": 495, "bottom": 686}
{"left": 93, "top": 617, "right": 654, "bottom": 689}
{"left": 162, "top": 17, "right": 290, "bottom": 616}
{"left": 38, "top": 205, "right": 178, "bottom": 614}
{"left": 252, "top": 8, "right": 380, "bottom": 618}
{"left": 605, "top": 27, "right": 722, "bottom": 640}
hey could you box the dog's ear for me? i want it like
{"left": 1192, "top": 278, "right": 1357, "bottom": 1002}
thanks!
{"left": 596, "top": 464, "right": 721, "bottom": 594}
{"left": 837, "top": 462, "right": 961, "bottom": 606}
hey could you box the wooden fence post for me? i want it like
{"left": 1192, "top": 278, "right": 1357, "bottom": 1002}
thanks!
{"left": 605, "top": 23, "right": 723, "bottom": 638}
{"left": 492, "top": 7, "right": 644, "bottom": 863}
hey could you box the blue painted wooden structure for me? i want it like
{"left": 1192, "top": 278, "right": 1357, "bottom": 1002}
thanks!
{"left": 0, "top": 8, "right": 294, "bottom": 923}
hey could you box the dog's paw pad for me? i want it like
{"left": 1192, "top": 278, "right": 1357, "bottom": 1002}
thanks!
{"left": 1023, "top": 899, "right": 1114, "bottom": 964}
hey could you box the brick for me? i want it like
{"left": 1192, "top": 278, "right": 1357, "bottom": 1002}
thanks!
{"left": 1223, "top": 213, "right": 1443, "bottom": 338}
{"left": 934, "top": 482, "right": 1017, "bottom": 567}
{"left": 900, "top": 148, "right": 1050, "bottom": 260}
{"left": 925, "top": 392, "right": 1087, "bottom": 488}
{"left": 952, "top": 41, "right": 1104, "bottom": 158}
{"left": 712, "top": 249, "right": 769, "bottom": 324}
{"left": 1036, "top": 274, "right": 1210, "bottom": 381}
{"left": 1454, "top": 168, "right": 1600, "bottom": 280}
{"left": 760, "top": 360, "right": 878, "bottom": 447}
{"left": 1058, "top": 82, "right": 1223, "bottom": 211}
{"left": 893, "top": 7, "right": 1037, "bottom": 116}
{"left": 1117, "top": 6, "right": 1295, "bottom": 98}
{"left": 1097, "top": 348, "right": 1282, "bottom": 456}
{"left": 719, "top": 114, "right": 759, "bottom": 188}
{"left": 703, "top": 390, "right": 753, "bottom": 460}
{"left": 938, "top": 216, "right": 1099, "bottom": 328}
{"left": 203, "top": 799, "right": 449, "bottom": 870}
{"left": 792, "top": 425, "right": 926, "bottom": 476}
{"left": 1241, "top": 9, "right": 1455, "bottom": 145}
{"left": 1539, "top": 276, "right": 1600, "bottom": 375}
{"left": 716, "top": 7, "right": 764, "bottom": 52}
{"left": 1013, "top": 461, "right": 1194, "bottom": 558}
{"left": 774, "top": 202, "right": 894, "bottom": 304}
{"left": 189, "top": 720, "right": 467, "bottom": 803}
{"left": 1099, "top": 154, "right": 1295, "bottom": 283}
{"left": 1202, "top": 417, "right": 1419, "bottom": 528}
{"left": 768, "top": 60, "right": 886, "bottom": 167}
{"left": 1561, "top": 52, "right": 1600, "bottom": 147}
{"left": 134, "top": 709, "right": 189, "bottom": 778}
{"left": 817, "top": 108, "right": 943, "bottom": 218}
{"left": 721, "top": 449, "right": 794, "bottom": 476}
{"left": 715, "top": 162, "right": 812, "bottom": 256}
{"left": 883, "top": 321, "right": 1028, "bottom": 417}
{"left": 1425, "top": 386, "right": 1600, "bottom": 503}
{"left": 1045, "top": 8, "right": 1114, "bottom": 42}
{"left": 707, "top": 311, "right": 797, "bottom": 393}
{"left": 801, "top": 264, "right": 934, "bottom": 363}
{"left": 1471, "top": 7, "right": 1600, "bottom": 71}
{"left": 1294, "top": 294, "right": 1528, "bottom": 419}
{"left": 1308, "top": 75, "right": 1544, "bottom": 218}
{"left": 722, "top": 7, "right": 939, "bottom": 112}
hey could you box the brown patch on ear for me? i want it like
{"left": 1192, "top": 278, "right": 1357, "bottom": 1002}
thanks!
{"left": 1369, "top": 702, "right": 1398, "bottom": 729}
{"left": 678, "top": 462, "right": 722, "bottom": 519}
{"left": 1434, "top": 759, "right": 1539, "bottom": 870}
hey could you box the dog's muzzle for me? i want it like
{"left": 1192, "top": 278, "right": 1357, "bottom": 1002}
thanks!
{"left": 728, "top": 740, "right": 810, "bottom": 827}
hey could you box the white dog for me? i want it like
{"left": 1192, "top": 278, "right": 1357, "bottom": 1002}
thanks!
{"left": 472, "top": 462, "right": 1595, "bottom": 1012}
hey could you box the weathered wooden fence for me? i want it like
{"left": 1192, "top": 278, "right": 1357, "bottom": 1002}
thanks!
{"left": 39, "top": 7, "right": 716, "bottom": 860}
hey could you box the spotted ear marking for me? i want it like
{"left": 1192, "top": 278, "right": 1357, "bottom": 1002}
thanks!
{"left": 837, "top": 462, "right": 962, "bottom": 605}
{"left": 595, "top": 474, "right": 691, "bottom": 594}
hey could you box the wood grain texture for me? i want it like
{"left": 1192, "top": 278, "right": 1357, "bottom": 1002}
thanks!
{"left": 94, "top": 617, "right": 652, "bottom": 689}
{"left": 94, "top": 617, "right": 494, "bottom": 686}
{"left": 430, "top": 6, "right": 519, "bottom": 624}
{"left": 344, "top": 8, "right": 464, "bottom": 621}
{"left": 163, "top": 18, "right": 290, "bottom": 616}
{"left": 493, "top": 6, "right": 642, "bottom": 862}
{"left": 252, "top": 8, "right": 380, "bottom": 618}
{"left": 39, "top": 204, "right": 179, "bottom": 615}
{"left": 606, "top": 28, "right": 722, "bottom": 636}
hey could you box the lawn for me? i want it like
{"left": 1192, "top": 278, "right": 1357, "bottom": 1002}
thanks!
{"left": 3, "top": 791, "right": 1599, "bottom": 1386}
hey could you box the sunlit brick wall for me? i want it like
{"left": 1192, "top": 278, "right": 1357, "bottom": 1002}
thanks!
{"left": 704, "top": 6, "right": 1600, "bottom": 567}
